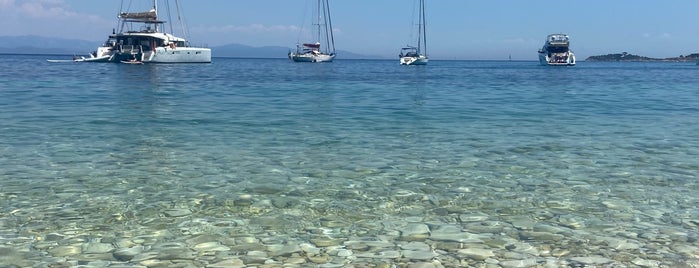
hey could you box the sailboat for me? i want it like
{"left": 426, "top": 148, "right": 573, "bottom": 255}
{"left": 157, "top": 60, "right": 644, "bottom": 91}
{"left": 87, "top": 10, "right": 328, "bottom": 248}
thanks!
{"left": 289, "top": 0, "right": 336, "bottom": 63}
{"left": 399, "top": 0, "right": 428, "bottom": 65}
{"left": 109, "top": 0, "right": 211, "bottom": 63}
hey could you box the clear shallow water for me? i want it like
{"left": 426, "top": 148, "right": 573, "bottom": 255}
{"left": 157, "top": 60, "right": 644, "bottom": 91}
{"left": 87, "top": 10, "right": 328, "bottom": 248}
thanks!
{"left": 0, "top": 54, "right": 698, "bottom": 266}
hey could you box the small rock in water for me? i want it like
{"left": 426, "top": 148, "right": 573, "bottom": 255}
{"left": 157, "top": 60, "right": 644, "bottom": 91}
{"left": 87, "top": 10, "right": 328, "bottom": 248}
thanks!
{"left": 459, "top": 213, "right": 489, "bottom": 222}
{"left": 207, "top": 259, "right": 245, "bottom": 268}
{"left": 336, "top": 249, "right": 353, "bottom": 257}
{"left": 112, "top": 246, "right": 143, "bottom": 261}
{"left": 163, "top": 208, "right": 192, "bottom": 217}
{"left": 193, "top": 241, "right": 230, "bottom": 252}
{"left": 508, "top": 216, "right": 536, "bottom": 230}
{"left": 354, "top": 250, "right": 401, "bottom": 259}
{"left": 402, "top": 250, "right": 438, "bottom": 260}
{"left": 48, "top": 245, "right": 82, "bottom": 257}
{"left": 83, "top": 242, "right": 114, "bottom": 254}
{"left": 457, "top": 248, "right": 494, "bottom": 261}
{"left": 267, "top": 244, "right": 301, "bottom": 257}
{"left": 400, "top": 242, "right": 431, "bottom": 251}
{"left": 500, "top": 258, "right": 539, "bottom": 268}
{"left": 400, "top": 223, "right": 431, "bottom": 241}
{"left": 311, "top": 236, "right": 343, "bottom": 247}
{"left": 570, "top": 256, "right": 613, "bottom": 265}
{"left": 631, "top": 258, "right": 661, "bottom": 267}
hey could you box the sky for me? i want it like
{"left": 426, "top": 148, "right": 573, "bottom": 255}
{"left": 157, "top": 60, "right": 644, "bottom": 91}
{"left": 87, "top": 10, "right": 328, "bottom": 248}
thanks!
{"left": 1, "top": 0, "right": 698, "bottom": 60}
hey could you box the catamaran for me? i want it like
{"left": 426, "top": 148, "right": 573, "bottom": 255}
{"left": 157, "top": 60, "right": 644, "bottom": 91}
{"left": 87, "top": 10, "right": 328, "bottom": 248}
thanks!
{"left": 107, "top": 0, "right": 211, "bottom": 63}
{"left": 49, "top": 0, "right": 210, "bottom": 63}
{"left": 289, "top": 0, "right": 336, "bottom": 63}
{"left": 399, "top": 0, "right": 428, "bottom": 65}
{"left": 538, "top": 34, "right": 575, "bottom": 66}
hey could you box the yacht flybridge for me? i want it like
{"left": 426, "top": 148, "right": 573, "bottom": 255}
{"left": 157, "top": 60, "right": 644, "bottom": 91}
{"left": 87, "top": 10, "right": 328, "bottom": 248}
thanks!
{"left": 538, "top": 34, "right": 575, "bottom": 66}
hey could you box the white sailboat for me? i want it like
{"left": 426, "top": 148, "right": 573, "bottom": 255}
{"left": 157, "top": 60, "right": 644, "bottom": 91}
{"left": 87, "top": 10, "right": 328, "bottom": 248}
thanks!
{"left": 400, "top": 0, "right": 428, "bottom": 65}
{"left": 289, "top": 0, "right": 336, "bottom": 63}
{"left": 109, "top": 0, "right": 211, "bottom": 63}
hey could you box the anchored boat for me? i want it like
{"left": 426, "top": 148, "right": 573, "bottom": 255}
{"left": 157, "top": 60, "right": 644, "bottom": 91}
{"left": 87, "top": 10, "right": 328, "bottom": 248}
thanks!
{"left": 538, "top": 34, "right": 575, "bottom": 66}
{"left": 50, "top": 1, "right": 210, "bottom": 63}
{"left": 109, "top": 0, "right": 211, "bottom": 63}
{"left": 399, "top": 0, "right": 428, "bottom": 65}
{"left": 289, "top": 0, "right": 336, "bottom": 63}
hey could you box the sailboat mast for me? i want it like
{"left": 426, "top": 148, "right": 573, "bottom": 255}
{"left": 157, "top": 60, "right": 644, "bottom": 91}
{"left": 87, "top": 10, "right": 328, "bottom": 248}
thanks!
{"left": 420, "top": 0, "right": 426, "bottom": 56}
{"left": 316, "top": 0, "right": 321, "bottom": 46}
{"left": 323, "top": 0, "right": 335, "bottom": 54}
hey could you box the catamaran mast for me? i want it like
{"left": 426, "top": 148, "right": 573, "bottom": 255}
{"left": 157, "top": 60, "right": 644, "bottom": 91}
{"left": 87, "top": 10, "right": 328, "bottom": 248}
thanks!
{"left": 153, "top": 0, "right": 158, "bottom": 32}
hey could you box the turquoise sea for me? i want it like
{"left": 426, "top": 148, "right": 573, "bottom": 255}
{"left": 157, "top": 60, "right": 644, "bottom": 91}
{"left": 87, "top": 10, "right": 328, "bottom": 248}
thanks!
{"left": 0, "top": 54, "right": 697, "bottom": 267}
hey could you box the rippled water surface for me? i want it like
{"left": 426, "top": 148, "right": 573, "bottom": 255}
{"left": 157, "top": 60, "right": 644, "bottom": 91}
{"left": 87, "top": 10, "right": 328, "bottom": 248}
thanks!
{"left": 1, "top": 54, "right": 698, "bottom": 267}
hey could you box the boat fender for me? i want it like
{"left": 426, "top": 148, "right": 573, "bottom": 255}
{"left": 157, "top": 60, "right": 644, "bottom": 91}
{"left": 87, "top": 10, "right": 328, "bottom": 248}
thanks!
{"left": 169, "top": 43, "right": 175, "bottom": 49}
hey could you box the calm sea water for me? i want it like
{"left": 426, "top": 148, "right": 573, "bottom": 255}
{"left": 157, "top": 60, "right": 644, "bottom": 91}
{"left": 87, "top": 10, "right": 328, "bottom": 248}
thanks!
{"left": 0, "top": 54, "right": 697, "bottom": 266}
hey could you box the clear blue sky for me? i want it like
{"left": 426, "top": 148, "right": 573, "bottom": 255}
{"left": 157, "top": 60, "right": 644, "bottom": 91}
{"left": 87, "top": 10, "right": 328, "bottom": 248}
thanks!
{"left": 1, "top": 0, "right": 698, "bottom": 60}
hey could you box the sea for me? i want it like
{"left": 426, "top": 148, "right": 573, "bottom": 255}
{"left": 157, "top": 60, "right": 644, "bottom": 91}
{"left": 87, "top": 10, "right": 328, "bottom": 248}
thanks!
{"left": 0, "top": 54, "right": 697, "bottom": 267}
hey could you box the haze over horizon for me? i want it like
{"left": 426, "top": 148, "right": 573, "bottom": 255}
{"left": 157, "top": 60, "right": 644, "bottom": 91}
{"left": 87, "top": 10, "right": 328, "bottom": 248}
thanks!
{"left": 1, "top": 0, "right": 697, "bottom": 60}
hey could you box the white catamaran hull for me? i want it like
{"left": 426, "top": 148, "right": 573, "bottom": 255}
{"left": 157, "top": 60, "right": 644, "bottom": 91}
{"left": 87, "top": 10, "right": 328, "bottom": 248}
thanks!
{"left": 400, "top": 55, "right": 428, "bottom": 65}
{"left": 289, "top": 53, "right": 335, "bottom": 63}
{"left": 139, "top": 47, "right": 211, "bottom": 63}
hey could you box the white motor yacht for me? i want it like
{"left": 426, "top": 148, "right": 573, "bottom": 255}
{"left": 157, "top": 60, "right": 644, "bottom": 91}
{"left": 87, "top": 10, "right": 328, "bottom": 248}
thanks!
{"left": 538, "top": 34, "right": 575, "bottom": 66}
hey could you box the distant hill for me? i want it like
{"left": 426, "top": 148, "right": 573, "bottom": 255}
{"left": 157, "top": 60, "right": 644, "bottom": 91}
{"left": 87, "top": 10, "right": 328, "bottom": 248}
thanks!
{"left": 0, "top": 35, "right": 381, "bottom": 59}
{"left": 0, "top": 35, "right": 99, "bottom": 55}
{"left": 586, "top": 52, "right": 699, "bottom": 62}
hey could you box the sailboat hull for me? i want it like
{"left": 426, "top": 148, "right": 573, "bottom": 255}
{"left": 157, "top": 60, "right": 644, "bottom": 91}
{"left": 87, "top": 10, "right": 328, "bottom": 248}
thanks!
{"left": 289, "top": 53, "right": 335, "bottom": 63}
{"left": 400, "top": 55, "right": 428, "bottom": 65}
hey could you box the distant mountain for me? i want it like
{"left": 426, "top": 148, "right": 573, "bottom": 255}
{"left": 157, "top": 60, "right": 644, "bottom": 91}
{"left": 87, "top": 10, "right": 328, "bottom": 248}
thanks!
{"left": 211, "top": 43, "right": 382, "bottom": 60}
{"left": 0, "top": 35, "right": 100, "bottom": 55}
{"left": 586, "top": 52, "right": 699, "bottom": 62}
{"left": 0, "top": 35, "right": 381, "bottom": 59}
